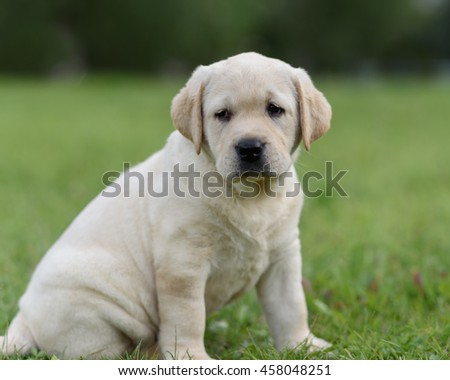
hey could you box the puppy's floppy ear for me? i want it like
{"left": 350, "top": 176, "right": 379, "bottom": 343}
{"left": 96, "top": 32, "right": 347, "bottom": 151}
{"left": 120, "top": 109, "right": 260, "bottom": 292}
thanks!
{"left": 293, "top": 68, "right": 332, "bottom": 152}
{"left": 171, "top": 66, "right": 208, "bottom": 155}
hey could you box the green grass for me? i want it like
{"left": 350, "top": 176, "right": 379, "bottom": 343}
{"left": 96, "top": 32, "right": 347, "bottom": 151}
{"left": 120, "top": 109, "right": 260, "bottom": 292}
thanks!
{"left": 0, "top": 75, "right": 449, "bottom": 360}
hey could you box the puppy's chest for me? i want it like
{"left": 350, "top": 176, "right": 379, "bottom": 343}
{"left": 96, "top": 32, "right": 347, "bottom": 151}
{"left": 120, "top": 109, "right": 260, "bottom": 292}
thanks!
{"left": 204, "top": 227, "right": 272, "bottom": 315}
{"left": 201, "top": 197, "right": 295, "bottom": 314}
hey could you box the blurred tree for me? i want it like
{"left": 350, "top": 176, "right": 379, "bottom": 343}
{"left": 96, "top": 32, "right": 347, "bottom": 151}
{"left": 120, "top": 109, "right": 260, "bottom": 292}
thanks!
{"left": 259, "top": 0, "right": 430, "bottom": 71}
{"left": 70, "top": 0, "right": 266, "bottom": 72}
{"left": 69, "top": 0, "right": 177, "bottom": 71}
{"left": 431, "top": 0, "right": 450, "bottom": 60}
{"left": 0, "top": 0, "right": 70, "bottom": 74}
{"left": 0, "top": 0, "right": 447, "bottom": 75}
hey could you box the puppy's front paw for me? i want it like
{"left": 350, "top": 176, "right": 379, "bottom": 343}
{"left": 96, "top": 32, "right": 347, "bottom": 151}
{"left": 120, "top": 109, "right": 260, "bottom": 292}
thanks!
{"left": 181, "top": 349, "right": 213, "bottom": 360}
{"left": 190, "top": 353, "right": 213, "bottom": 360}
{"left": 161, "top": 349, "right": 212, "bottom": 360}
{"left": 306, "top": 335, "right": 331, "bottom": 352}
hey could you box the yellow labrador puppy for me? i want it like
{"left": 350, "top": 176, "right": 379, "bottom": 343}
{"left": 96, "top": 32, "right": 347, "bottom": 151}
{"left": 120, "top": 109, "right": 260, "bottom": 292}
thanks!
{"left": 1, "top": 52, "right": 331, "bottom": 359}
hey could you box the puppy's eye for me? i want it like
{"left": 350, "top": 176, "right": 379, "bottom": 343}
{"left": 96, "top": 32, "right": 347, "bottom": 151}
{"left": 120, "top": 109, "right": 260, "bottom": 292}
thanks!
{"left": 214, "top": 109, "right": 232, "bottom": 122}
{"left": 267, "top": 103, "right": 285, "bottom": 117}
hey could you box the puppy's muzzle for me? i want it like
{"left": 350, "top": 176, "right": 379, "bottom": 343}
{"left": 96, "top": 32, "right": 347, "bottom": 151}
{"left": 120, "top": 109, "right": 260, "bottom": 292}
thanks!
{"left": 235, "top": 138, "right": 271, "bottom": 176}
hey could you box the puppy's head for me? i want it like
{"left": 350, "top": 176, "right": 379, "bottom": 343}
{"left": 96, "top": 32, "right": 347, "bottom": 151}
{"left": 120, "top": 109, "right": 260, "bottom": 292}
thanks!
{"left": 171, "top": 52, "right": 331, "bottom": 178}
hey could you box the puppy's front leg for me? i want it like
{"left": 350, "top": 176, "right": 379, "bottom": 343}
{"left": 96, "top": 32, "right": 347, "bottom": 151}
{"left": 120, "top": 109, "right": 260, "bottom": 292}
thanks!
{"left": 156, "top": 258, "right": 211, "bottom": 360}
{"left": 256, "top": 240, "right": 330, "bottom": 352}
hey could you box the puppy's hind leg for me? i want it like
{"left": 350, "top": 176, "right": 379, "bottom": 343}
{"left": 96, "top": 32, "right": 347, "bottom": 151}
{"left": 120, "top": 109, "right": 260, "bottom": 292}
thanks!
{"left": 1, "top": 312, "right": 37, "bottom": 357}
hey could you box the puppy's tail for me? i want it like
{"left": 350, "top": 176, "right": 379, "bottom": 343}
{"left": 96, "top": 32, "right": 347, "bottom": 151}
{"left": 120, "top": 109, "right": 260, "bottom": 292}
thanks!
{"left": 1, "top": 312, "right": 37, "bottom": 357}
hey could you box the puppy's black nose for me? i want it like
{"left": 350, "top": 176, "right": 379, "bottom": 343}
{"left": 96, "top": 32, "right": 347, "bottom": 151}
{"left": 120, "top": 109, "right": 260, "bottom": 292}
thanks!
{"left": 235, "top": 139, "right": 265, "bottom": 163}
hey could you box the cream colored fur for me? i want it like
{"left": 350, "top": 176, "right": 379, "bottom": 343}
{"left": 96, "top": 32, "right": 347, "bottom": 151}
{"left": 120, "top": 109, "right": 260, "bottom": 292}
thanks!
{"left": 1, "top": 52, "right": 331, "bottom": 359}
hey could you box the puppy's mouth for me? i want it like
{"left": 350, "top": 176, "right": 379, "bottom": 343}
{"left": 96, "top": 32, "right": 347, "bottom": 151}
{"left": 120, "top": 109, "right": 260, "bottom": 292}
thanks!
{"left": 226, "top": 163, "right": 278, "bottom": 182}
{"left": 223, "top": 156, "right": 292, "bottom": 180}
{"left": 239, "top": 164, "right": 276, "bottom": 178}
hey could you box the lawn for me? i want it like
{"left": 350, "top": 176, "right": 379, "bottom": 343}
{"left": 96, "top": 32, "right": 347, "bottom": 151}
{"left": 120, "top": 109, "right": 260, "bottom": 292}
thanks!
{"left": 0, "top": 75, "right": 449, "bottom": 359}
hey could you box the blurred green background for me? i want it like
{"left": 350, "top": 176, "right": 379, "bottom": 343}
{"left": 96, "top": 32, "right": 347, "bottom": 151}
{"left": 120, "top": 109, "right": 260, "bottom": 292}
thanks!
{"left": 0, "top": 0, "right": 449, "bottom": 359}
{"left": 0, "top": 0, "right": 449, "bottom": 76}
